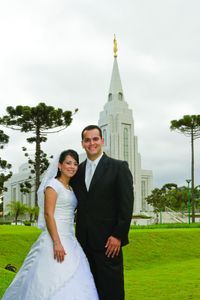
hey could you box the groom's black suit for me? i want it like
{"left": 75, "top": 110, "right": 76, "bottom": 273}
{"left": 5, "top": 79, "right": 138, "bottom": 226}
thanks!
{"left": 71, "top": 153, "right": 134, "bottom": 300}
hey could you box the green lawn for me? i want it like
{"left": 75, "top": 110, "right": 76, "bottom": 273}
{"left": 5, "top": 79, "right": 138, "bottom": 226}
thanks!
{"left": 1, "top": 226, "right": 200, "bottom": 299}
{"left": 124, "top": 229, "right": 200, "bottom": 299}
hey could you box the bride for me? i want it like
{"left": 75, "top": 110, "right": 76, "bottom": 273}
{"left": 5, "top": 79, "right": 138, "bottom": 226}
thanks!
{"left": 2, "top": 149, "right": 99, "bottom": 300}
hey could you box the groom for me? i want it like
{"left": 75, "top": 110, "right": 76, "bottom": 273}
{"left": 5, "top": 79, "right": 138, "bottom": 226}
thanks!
{"left": 71, "top": 125, "right": 134, "bottom": 300}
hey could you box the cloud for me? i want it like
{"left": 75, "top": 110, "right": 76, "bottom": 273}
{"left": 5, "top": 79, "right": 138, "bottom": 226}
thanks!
{"left": 0, "top": 0, "right": 200, "bottom": 188}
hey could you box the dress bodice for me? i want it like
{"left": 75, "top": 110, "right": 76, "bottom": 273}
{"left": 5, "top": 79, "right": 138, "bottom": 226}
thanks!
{"left": 45, "top": 178, "right": 77, "bottom": 235}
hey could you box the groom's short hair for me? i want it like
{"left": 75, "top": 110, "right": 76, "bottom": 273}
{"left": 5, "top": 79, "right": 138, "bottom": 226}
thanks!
{"left": 81, "top": 125, "right": 103, "bottom": 140}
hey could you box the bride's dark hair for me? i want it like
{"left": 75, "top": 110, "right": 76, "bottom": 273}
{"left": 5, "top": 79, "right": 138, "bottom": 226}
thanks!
{"left": 56, "top": 149, "right": 79, "bottom": 178}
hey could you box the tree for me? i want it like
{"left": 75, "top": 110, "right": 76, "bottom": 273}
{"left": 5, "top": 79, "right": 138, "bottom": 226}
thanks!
{"left": 170, "top": 115, "right": 200, "bottom": 222}
{"left": 0, "top": 130, "right": 12, "bottom": 193}
{"left": 146, "top": 184, "right": 189, "bottom": 216}
{"left": 164, "top": 186, "right": 188, "bottom": 211}
{"left": 0, "top": 197, "right": 3, "bottom": 213}
{"left": 25, "top": 206, "right": 39, "bottom": 222}
{"left": 162, "top": 183, "right": 177, "bottom": 191}
{"left": 6, "top": 201, "right": 27, "bottom": 224}
{"left": 0, "top": 103, "right": 78, "bottom": 206}
{"left": 20, "top": 147, "right": 53, "bottom": 195}
{"left": 145, "top": 188, "right": 166, "bottom": 222}
{"left": 193, "top": 185, "right": 200, "bottom": 211}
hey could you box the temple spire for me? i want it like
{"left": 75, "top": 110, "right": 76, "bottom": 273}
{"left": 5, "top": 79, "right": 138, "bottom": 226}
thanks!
{"left": 108, "top": 35, "right": 123, "bottom": 100}
{"left": 113, "top": 34, "right": 118, "bottom": 57}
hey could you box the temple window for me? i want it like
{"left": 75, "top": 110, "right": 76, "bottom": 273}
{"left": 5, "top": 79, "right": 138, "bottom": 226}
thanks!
{"left": 123, "top": 128, "right": 128, "bottom": 161}
{"left": 118, "top": 92, "right": 123, "bottom": 101}
{"left": 103, "top": 129, "right": 107, "bottom": 146}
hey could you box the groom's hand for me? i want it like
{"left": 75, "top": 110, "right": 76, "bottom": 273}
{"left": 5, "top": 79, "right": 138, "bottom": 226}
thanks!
{"left": 105, "top": 236, "right": 121, "bottom": 258}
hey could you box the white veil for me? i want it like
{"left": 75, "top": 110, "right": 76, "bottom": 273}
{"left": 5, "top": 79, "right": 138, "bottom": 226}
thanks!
{"left": 37, "top": 153, "right": 60, "bottom": 229}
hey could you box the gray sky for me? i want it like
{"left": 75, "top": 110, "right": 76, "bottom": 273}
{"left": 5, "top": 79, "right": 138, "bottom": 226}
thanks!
{"left": 0, "top": 0, "right": 199, "bottom": 187}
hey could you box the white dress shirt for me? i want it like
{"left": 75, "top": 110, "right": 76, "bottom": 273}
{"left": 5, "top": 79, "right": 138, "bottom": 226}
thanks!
{"left": 85, "top": 153, "right": 103, "bottom": 190}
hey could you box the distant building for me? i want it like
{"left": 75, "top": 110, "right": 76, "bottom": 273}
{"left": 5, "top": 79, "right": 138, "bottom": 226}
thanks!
{"left": 3, "top": 37, "right": 153, "bottom": 215}
{"left": 3, "top": 163, "right": 35, "bottom": 215}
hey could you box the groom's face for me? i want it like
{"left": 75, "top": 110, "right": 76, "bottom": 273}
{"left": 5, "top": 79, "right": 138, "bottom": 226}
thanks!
{"left": 82, "top": 128, "right": 104, "bottom": 160}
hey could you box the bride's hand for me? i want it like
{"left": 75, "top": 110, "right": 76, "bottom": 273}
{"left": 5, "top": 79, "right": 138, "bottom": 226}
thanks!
{"left": 53, "top": 241, "right": 66, "bottom": 263}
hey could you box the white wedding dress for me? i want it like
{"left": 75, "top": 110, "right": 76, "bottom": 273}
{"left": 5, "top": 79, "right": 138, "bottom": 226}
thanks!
{"left": 2, "top": 178, "right": 99, "bottom": 300}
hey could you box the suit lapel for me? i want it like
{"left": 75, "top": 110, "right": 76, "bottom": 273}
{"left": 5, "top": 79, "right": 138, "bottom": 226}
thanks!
{"left": 78, "top": 160, "right": 87, "bottom": 191}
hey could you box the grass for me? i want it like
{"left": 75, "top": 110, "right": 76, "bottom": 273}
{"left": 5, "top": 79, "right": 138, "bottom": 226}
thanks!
{"left": 131, "top": 222, "right": 200, "bottom": 229}
{"left": 123, "top": 229, "right": 200, "bottom": 299}
{"left": 1, "top": 226, "right": 200, "bottom": 299}
{"left": 0, "top": 225, "right": 41, "bottom": 296}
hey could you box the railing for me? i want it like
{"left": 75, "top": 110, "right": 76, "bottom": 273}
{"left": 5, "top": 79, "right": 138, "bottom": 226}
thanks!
{"left": 165, "top": 207, "right": 187, "bottom": 223}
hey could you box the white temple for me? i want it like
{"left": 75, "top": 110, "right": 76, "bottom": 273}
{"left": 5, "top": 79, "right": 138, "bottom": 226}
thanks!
{"left": 98, "top": 37, "right": 153, "bottom": 213}
{"left": 3, "top": 37, "right": 153, "bottom": 215}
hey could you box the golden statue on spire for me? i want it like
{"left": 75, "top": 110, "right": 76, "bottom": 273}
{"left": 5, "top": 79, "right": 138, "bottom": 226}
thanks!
{"left": 113, "top": 34, "right": 118, "bottom": 57}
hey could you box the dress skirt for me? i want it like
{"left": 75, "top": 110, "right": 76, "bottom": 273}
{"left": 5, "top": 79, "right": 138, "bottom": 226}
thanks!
{"left": 2, "top": 227, "right": 99, "bottom": 300}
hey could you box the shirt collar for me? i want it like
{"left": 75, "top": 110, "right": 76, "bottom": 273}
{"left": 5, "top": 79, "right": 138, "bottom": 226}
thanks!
{"left": 86, "top": 152, "right": 103, "bottom": 166}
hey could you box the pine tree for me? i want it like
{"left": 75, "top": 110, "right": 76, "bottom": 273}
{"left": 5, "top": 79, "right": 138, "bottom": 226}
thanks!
{"left": 170, "top": 115, "right": 200, "bottom": 222}
{"left": 0, "top": 102, "right": 78, "bottom": 206}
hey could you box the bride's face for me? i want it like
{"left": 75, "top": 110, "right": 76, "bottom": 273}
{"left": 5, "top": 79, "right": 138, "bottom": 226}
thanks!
{"left": 59, "top": 155, "right": 78, "bottom": 178}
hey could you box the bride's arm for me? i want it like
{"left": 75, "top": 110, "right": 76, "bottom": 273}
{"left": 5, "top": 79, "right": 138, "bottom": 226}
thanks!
{"left": 44, "top": 187, "right": 66, "bottom": 262}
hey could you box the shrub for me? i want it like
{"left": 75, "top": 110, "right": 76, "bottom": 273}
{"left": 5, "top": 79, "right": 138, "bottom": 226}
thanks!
{"left": 23, "top": 221, "right": 31, "bottom": 226}
{"left": 0, "top": 221, "right": 11, "bottom": 225}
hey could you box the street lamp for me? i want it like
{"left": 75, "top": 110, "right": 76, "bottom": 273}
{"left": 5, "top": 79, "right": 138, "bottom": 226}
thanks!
{"left": 186, "top": 179, "right": 192, "bottom": 224}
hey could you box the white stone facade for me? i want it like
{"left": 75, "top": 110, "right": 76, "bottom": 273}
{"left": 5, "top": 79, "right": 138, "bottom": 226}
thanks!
{"left": 98, "top": 56, "right": 153, "bottom": 213}
{"left": 3, "top": 163, "right": 36, "bottom": 215}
